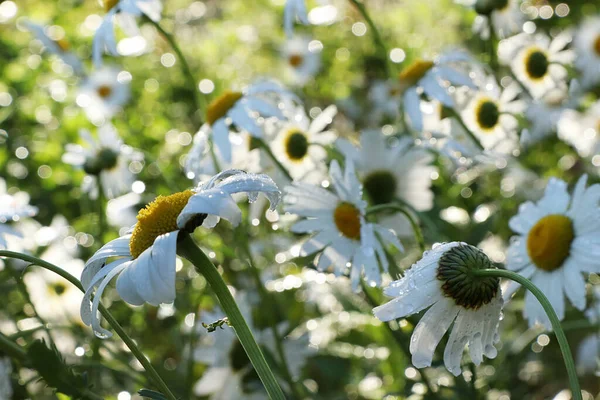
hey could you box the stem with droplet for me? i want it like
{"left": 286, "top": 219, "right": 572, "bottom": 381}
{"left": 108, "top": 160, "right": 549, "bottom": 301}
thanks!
{"left": 366, "top": 203, "right": 425, "bottom": 252}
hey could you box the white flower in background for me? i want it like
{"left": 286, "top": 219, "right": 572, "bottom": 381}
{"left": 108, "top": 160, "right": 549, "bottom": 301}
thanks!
{"left": 63, "top": 124, "right": 138, "bottom": 200}
{"left": 0, "top": 357, "right": 12, "bottom": 400}
{"left": 282, "top": 36, "right": 321, "bottom": 86}
{"left": 265, "top": 104, "right": 337, "bottom": 184}
{"left": 577, "top": 287, "right": 599, "bottom": 375}
{"left": 368, "top": 80, "right": 402, "bottom": 124}
{"left": 558, "top": 100, "right": 600, "bottom": 159}
{"left": 79, "top": 170, "right": 280, "bottom": 337}
{"left": 337, "top": 130, "right": 435, "bottom": 236}
{"left": 204, "top": 82, "right": 294, "bottom": 163}
{"left": 77, "top": 66, "right": 130, "bottom": 124}
{"left": 398, "top": 54, "right": 474, "bottom": 131}
{"left": 93, "top": 0, "right": 162, "bottom": 66}
{"left": 107, "top": 192, "right": 141, "bottom": 233}
{"left": 22, "top": 20, "right": 84, "bottom": 75}
{"left": 461, "top": 77, "right": 524, "bottom": 151}
{"left": 283, "top": 0, "right": 308, "bottom": 37}
{"left": 284, "top": 160, "right": 403, "bottom": 291}
{"left": 573, "top": 16, "right": 600, "bottom": 89}
{"left": 471, "top": 0, "right": 524, "bottom": 40}
{"left": 0, "top": 179, "right": 38, "bottom": 250}
{"left": 506, "top": 175, "right": 600, "bottom": 328}
{"left": 374, "top": 242, "right": 503, "bottom": 376}
{"left": 500, "top": 32, "right": 574, "bottom": 99}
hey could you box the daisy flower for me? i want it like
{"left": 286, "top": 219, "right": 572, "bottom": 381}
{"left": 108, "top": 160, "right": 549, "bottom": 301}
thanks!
{"left": 0, "top": 358, "right": 12, "bottom": 400}
{"left": 506, "top": 175, "right": 600, "bottom": 328}
{"left": 63, "top": 124, "right": 138, "bottom": 200}
{"left": 0, "top": 179, "right": 38, "bottom": 249}
{"left": 576, "top": 287, "right": 599, "bottom": 374}
{"left": 77, "top": 65, "right": 130, "bottom": 125}
{"left": 558, "top": 100, "right": 600, "bottom": 158}
{"left": 93, "top": 0, "right": 162, "bottom": 67}
{"left": 265, "top": 104, "right": 337, "bottom": 183}
{"left": 284, "top": 160, "right": 403, "bottom": 291}
{"left": 79, "top": 170, "right": 280, "bottom": 338}
{"left": 472, "top": 0, "right": 524, "bottom": 40}
{"left": 22, "top": 20, "right": 84, "bottom": 75}
{"left": 283, "top": 0, "right": 309, "bottom": 37}
{"left": 374, "top": 242, "right": 503, "bottom": 376}
{"left": 573, "top": 16, "right": 600, "bottom": 89}
{"left": 500, "top": 32, "right": 574, "bottom": 99}
{"left": 398, "top": 53, "right": 474, "bottom": 131}
{"left": 282, "top": 35, "right": 321, "bottom": 86}
{"left": 367, "top": 80, "right": 402, "bottom": 124}
{"left": 204, "top": 81, "right": 293, "bottom": 163}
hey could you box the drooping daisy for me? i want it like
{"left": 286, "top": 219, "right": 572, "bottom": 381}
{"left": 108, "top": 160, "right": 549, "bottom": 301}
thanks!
{"left": 284, "top": 160, "right": 403, "bottom": 291}
{"left": 77, "top": 65, "right": 130, "bottom": 125}
{"left": 0, "top": 357, "right": 12, "bottom": 400}
{"left": 204, "top": 81, "right": 293, "bottom": 163}
{"left": 79, "top": 170, "right": 280, "bottom": 337}
{"left": 282, "top": 36, "right": 321, "bottom": 86}
{"left": 557, "top": 100, "right": 600, "bottom": 158}
{"left": 63, "top": 124, "right": 138, "bottom": 200}
{"left": 398, "top": 54, "right": 474, "bottom": 131}
{"left": 265, "top": 104, "right": 337, "bottom": 184}
{"left": 367, "top": 80, "right": 402, "bottom": 124}
{"left": 505, "top": 175, "right": 600, "bottom": 328}
{"left": 573, "top": 16, "right": 600, "bottom": 89}
{"left": 22, "top": 20, "right": 84, "bottom": 75}
{"left": 500, "top": 32, "right": 574, "bottom": 99}
{"left": 336, "top": 130, "right": 435, "bottom": 236}
{"left": 93, "top": 0, "right": 162, "bottom": 67}
{"left": 283, "top": 0, "right": 309, "bottom": 37}
{"left": 471, "top": 0, "right": 524, "bottom": 40}
{"left": 0, "top": 179, "right": 38, "bottom": 250}
{"left": 374, "top": 242, "right": 503, "bottom": 376}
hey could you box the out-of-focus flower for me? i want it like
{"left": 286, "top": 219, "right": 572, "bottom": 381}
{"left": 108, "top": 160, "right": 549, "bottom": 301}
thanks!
{"left": 576, "top": 287, "right": 599, "bottom": 375}
{"left": 283, "top": 0, "right": 308, "bottom": 37}
{"left": 398, "top": 54, "right": 474, "bottom": 131}
{"left": 558, "top": 100, "right": 600, "bottom": 159}
{"left": 505, "top": 175, "right": 600, "bottom": 328}
{"left": 77, "top": 66, "right": 130, "bottom": 124}
{"left": 573, "top": 16, "right": 600, "bottom": 89}
{"left": 282, "top": 36, "right": 321, "bottom": 86}
{"left": 0, "top": 357, "right": 12, "bottom": 400}
{"left": 93, "top": 0, "right": 162, "bottom": 66}
{"left": 368, "top": 80, "right": 402, "bottom": 124}
{"left": 0, "top": 179, "right": 38, "bottom": 250}
{"left": 22, "top": 20, "right": 84, "bottom": 75}
{"left": 472, "top": 0, "right": 524, "bottom": 40}
{"left": 63, "top": 124, "right": 138, "bottom": 200}
{"left": 106, "top": 192, "right": 141, "bottom": 232}
{"left": 80, "top": 170, "right": 280, "bottom": 337}
{"left": 374, "top": 242, "right": 503, "bottom": 376}
{"left": 284, "top": 160, "right": 403, "bottom": 291}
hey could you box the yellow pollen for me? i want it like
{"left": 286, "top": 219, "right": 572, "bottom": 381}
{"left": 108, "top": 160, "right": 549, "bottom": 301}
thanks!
{"left": 289, "top": 54, "right": 304, "bottom": 67}
{"left": 594, "top": 35, "right": 600, "bottom": 56}
{"left": 526, "top": 214, "right": 574, "bottom": 272}
{"left": 206, "top": 90, "right": 243, "bottom": 126}
{"left": 55, "top": 38, "right": 70, "bottom": 52}
{"left": 129, "top": 190, "right": 194, "bottom": 259}
{"left": 102, "top": 0, "right": 119, "bottom": 12}
{"left": 97, "top": 85, "right": 112, "bottom": 98}
{"left": 398, "top": 59, "right": 434, "bottom": 86}
{"left": 333, "top": 202, "right": 361, "bottom": 240}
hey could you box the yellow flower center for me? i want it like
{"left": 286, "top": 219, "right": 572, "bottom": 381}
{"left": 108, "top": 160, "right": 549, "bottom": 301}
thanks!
{"left": 283, "top": 129, "right": 309, "bottom": 161}
{"left": 594, "top": 35, "right": 600, "bottom": 56}
{"left": 129, "top": 190, "right": 194, "bottom": 259}
{"left": 289, "top": 54, "right": 304, "bottom": 67}
{"left": 55, "top": 38, "right": 70, "bottom": 52}
{"left": 206, "top": 90, "right": 243, "bottom": 126}
{"left": 398, "top": 59, "right": 434, "bottom": 86}
{"left": 333, "top": 202, "right": 361, "bottom": 240}
{"left": 97, "top": 85, "right": 113, "bottom": 99}
{"left": 474, "top": 98, "right": 500, "bottom": 131}
{"left": 526, "top": 214, "right": 574, "bottom": 271}
{"left": 102, "top": 0, "right": 119, "bottom": 12}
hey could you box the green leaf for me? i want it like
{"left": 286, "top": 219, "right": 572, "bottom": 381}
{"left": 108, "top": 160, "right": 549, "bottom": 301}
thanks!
{"left": 138, "top": 389, "right": 169, "bottom": 400}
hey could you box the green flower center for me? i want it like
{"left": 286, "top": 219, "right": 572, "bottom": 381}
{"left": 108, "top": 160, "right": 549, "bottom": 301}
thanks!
{"left": 524, "top": 49, "right": 549, "bottom": 80}
{"left": 284, "top": 130, "right": 309, "bottom": 161}
{"left": 83, "top": 147, "right": 119, "bottom": 175}
{"left": 475, "top": 99, "right": 500, "bottom": 130}
{"left": 363, "top": 170, "right": 397, "bottom": 205}
{"left": 50, "top": 283, "right": 67, "bottom": 296}
{"left": 526, "top": 214, "right": 574, "bottom": 271}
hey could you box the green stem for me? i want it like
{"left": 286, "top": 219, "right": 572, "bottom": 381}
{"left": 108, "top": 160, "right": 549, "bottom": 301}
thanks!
{"left": 473, "top": 268, "right": 582, "bottom": 400}
{"left": 177, "top": 234, "right": 286, "bottom": 400}
{"left": 446, "top": 107, "right": 485, "bottom": 152}
{"left": 487, "top": 17, "right": 498, "bottom": 73}
{"left": 366, "top": 203, "right": 425, "bottom": 252}
{"left": 0, "top": 331, "right": 27, "bottom": 361}
{"left": 255, "top": 137, "right": 293, "bottom": 182}
{"left": 347, "top": 0, "right": 390, "bottom": 76}
{"left": 0, "top": 251, "right": 178, "bottom": 400}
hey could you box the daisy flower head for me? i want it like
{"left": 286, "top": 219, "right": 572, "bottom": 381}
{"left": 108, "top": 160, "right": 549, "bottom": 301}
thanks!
{"left": 398, "top": 52, "right": 475, "bottom": 131}
{"left": 22, "top": 20, "right": 84, "bottom": 75}
{"left": 506, "top": 175, "right": 600, "bottom": 328}
{"left": 558, "top": 100, "right": 600, "bottom": 158}
{"left": 79, "top": 170, "right": 280, "bottom": 338}
{"left": 367, "top": 80, "right": 402, "bottom": 124}
{"left": 472, "top": 0, "right": 524, "bottom": 40}
{"left": 374, "top": 242, "right": 503, "bottom": 376}
{"left": 573, "top": 16, "right": 600, "bottom": 89}
{"left": 284, "top": 159, "right": 403, "bottom": 291}
{"left": 282, "top": 35, "right": 321, "bottom": 86}
{"left": 283, "top": 0, "right": 309, "bottom": 37}
{"left": 77, "top": 65, "right": 130, "bottom": 125}
{"left": 265, "top": 104, "right": 337, "bottom": 184}
{"left": 204, "top": 81, "right": 294, "bottom": 164}
{"left": 63, "top": 124, "right": 138, "bottom": 200}
{"left": 0, "top": 179, "right": 38, "bottom": 249}
{"left": 500, "top": 31, "right": 574, "bottom": 99}
{"left": 93, "top": 0, "right": 162, "bottom": 67}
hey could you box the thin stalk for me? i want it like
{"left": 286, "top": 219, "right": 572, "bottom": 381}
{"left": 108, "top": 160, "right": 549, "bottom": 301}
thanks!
{"left": 0, "top": 251, "right": 177, "bottom": 400}
{"left": 473, "top": 269, "right": 582, "bottom": 400}
{"left": 184, "top": 309, "right": 200, "bottom": 400}
{"left": 177, "top": 234, "right": 286, "bottom": 400}
{"left": 366, "top": 203, "right": 425, "bottom": 252}
{"left": 0, "top": 331, "right": 27, "bottom": 361}
{"left": 446, "top": 107, "right": 485, "bottom": 152}
{"left": 487, "top": 17, "right": 499, "bottom": 73}
{"left": 255, "top": 137, "right": 293, "bottom": 182}
{"left": 347, "top": 0, "right": 390, "bottom": 76}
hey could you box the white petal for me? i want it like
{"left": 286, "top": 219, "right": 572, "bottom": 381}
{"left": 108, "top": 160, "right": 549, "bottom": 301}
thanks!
{"left": 81, "top": 234, "right": 132, "bottom": 289}
{"left": 373, "top": 279, "right": 441, "bottom": 321}
{"left": 404, "top": 88, "right": 423, "bottom": 132}
{"left": 177, "top": 188, "right": 241, "bottom": 228}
